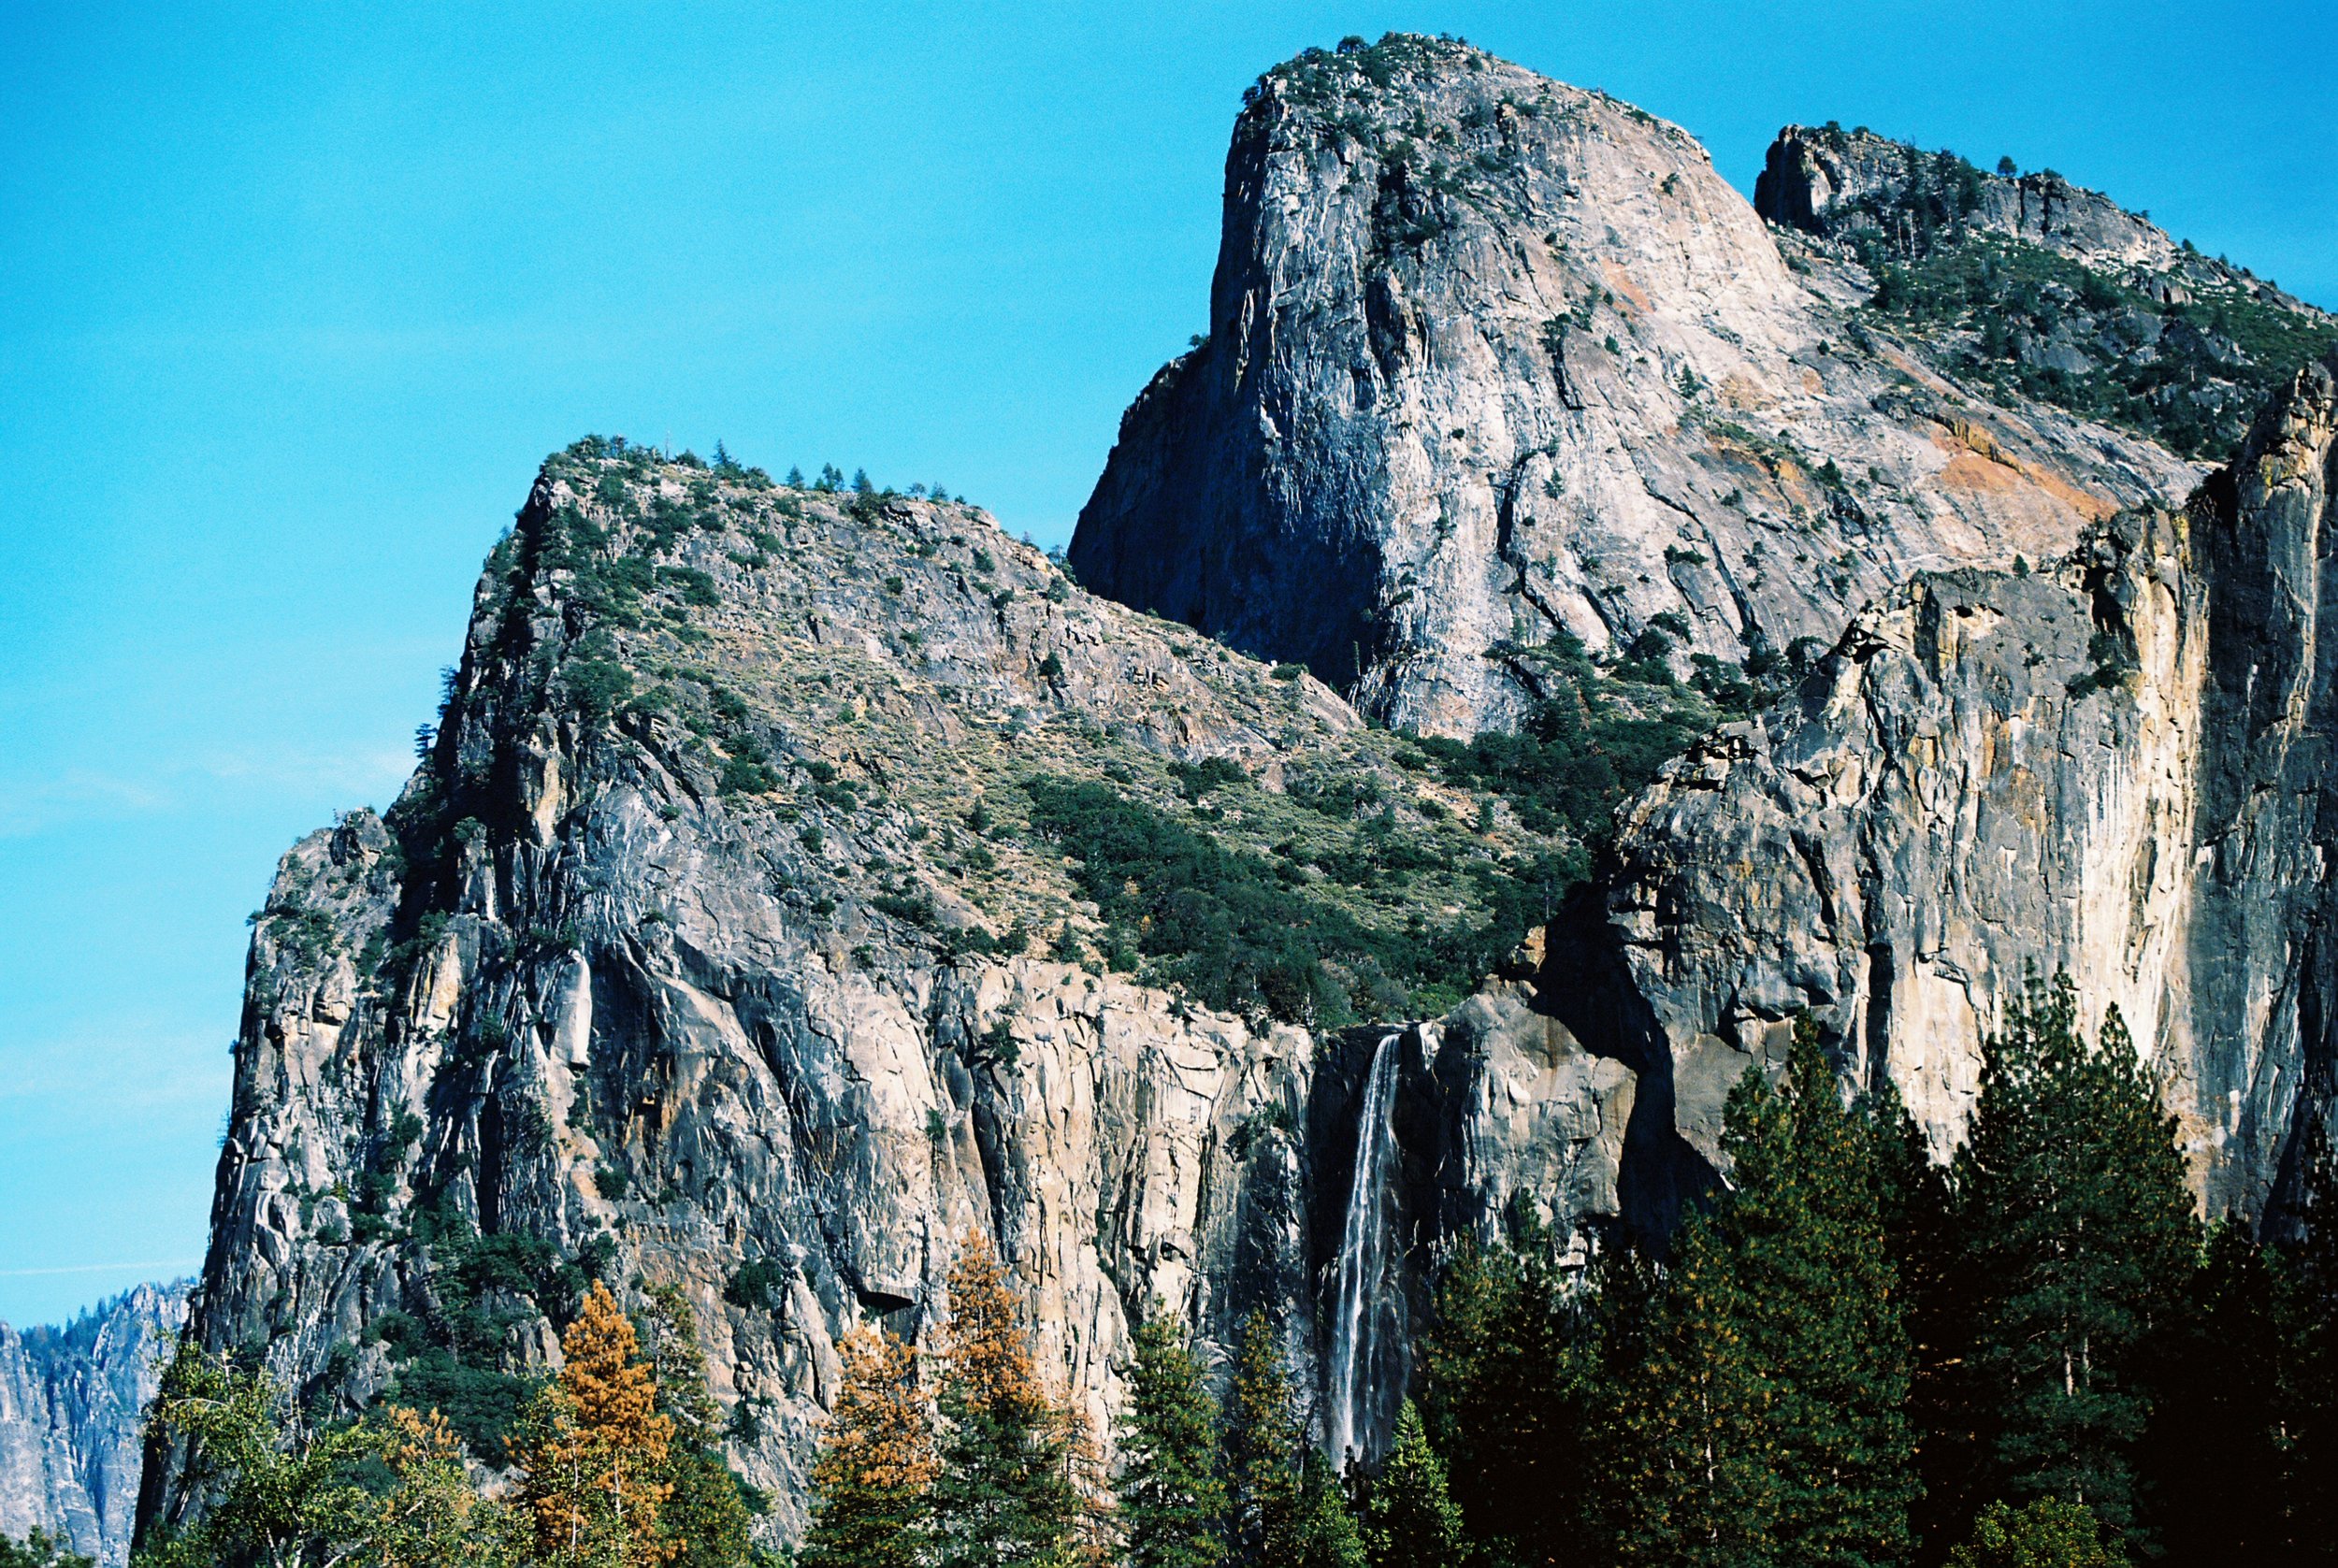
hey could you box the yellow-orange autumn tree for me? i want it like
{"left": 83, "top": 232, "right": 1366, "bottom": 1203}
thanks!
{"left": 800, "top": 1327, "right": 941, "bottom": 1568}
{"left": 926, "top": 1232, "right": 1103, "bottom": 1568}
{"left": 512, "top": 1280, "right": 677, "bottom": 1567}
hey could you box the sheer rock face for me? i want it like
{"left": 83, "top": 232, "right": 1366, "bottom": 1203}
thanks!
{"left": 150, "top": 455, "right": 1632, "bottom": 1540}
{"left": 1592, "top": 352, "right": 2338, "bottom": 1230}
{"left": 0, "top": 1285, "right": 187, "bottom": 1567}
{"left": 1070, "top": 37, "right": 2197, "bottom": 738}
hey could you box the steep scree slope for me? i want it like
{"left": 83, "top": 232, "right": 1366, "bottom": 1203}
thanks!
{"left": 1070, "top": 35, "right": 2198, "bottom": 737}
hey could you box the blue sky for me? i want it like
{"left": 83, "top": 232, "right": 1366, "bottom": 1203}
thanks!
{"left": 2, "top": 0, "right": 2330, "bottom": 1328}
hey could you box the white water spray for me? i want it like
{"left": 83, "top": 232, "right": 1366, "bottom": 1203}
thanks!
{"left": 1325, "top": 1030, "right": 1402, "bottom": 1464}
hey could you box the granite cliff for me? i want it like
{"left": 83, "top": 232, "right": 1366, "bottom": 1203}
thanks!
{"left": 1068, "top": 35, "right": 2212, "bottom": 738}
{"left": 138, "top": 33, "right": 2338, "bottom": 1551}
{"left": 1, "top": 1285, "right": 186, "bottom": 1566}
{"left": 1585, "top": 349, "right": 2338, "bottom": 1231}
{"left": 144, "top": 443, "right": 1640, "bottom": 1545}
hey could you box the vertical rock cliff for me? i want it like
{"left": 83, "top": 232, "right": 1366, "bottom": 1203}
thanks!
{"left": 1594, "top": 352, "right": 2338, "bottom": 1229}
{"left": 1070, "top": 36, "right": 2198, "bottom": 736}
{"left": 149, "top": 35, "right": 2338, "bottom": 1549}
{"left": 1, "top": 1285, "right": 186, "bottom": 1567}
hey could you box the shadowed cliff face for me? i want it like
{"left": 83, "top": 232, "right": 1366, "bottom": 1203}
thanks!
{"left": 0, "top": 1285, "right": 186, "bottom": 1568}
{"left": 1594, "top": 352, "right": 2338, "bottom": 1231}
{"left": 1070, "top": 35, "right": 2197, "bottom": 738}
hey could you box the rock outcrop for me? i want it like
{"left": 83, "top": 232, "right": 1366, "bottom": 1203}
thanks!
{"left": 1591, "top": 351, "right": 2338, "bottom": 1231}
{"left": 1754, "top": 122, "right": 2334, "bottom": 466}
{"left": 1070, "top": 35, "right": 2199, "bottom": 737}
{"left": 1755, "top": 123, "right": 2186, "bottom": 275}
{"left": 1, "top": 1285, "right": 186, "bottom": 1566}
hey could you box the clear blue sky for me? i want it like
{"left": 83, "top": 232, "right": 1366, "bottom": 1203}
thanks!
{"left": 2, "top": 0, "right": 2330, "bottom": 1328}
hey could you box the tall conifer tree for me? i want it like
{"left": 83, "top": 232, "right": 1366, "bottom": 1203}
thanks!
{"left": 1609, "top": 1018, "right": 1916, "bottom": 1567}
{"left": 1416, "top": 1221, "right": 1597, "bottom": 1566}
{"left": 510, "top": 1281, "right": 677, "bottom": 1568}
{"left": 801, "top": 1327, "right": 938, "bottom": 1568}
{"left": 1220, "top": 1312, "right": 1302, "bottom": 1568}
{"left": 1950, "top": 975, "right": 2196, "bottom": 1547}
{"left": 2140, "top": 1220, "right": 2296, "bottom": 1561}
{"left": 1114, "top": 1310, "right": 1226, "bottom": 1568}
{"left": 1361, "top": 1402, "right": 1465, "bottom": 1568}
{"left": 929, "top": 1234, "right": 1083, "bottom": 1568}
{"left": 637, "top": 1285, "right": 757, "bottom": 1568}
{"left": 1863, "top": 1076, "right": 1974, "bottom": 1563}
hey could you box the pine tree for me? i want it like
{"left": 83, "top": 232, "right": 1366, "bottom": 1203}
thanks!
{"left": 1604, "top": 1193, "right": 1777, "bottom": 1567}
{"left": 1862, "top": 1076, "right": 1975, "bottom": 1563}
{"left": 2138, "top": 1219, "right": 2299, "bottom": 1561}
{"left": 1219, "top": 1312, "right": 1303, "bottom": 1567}
{"left": 1415, "top": 1217, "right": 1598, "bottom": 1565}
{"left": 929, "top": 1233, "right": 1083, "bottom": 1568}
{"left": 511, "top": 1280, "right": 677, "bottom": 1567}
{"left": 1291, "top": 1449, "right": 1366, "bottom": 1568}
{"left": 801, "top": 1327, "right": 938, "bottom": 1568}
{"left": 1608, "top": 1017, "right": 1915, "bottom": 1567}
{"left": 1113, "top": 1310, "right": 1225, "bottom": 1568}
{"left": 637, "top": 1285, "right": 757, "bottom": 1568}
{"left": 2, "top": 1532, "right": 93, "bottom": 1568}
{"left": 1943, "top": 1499, "right": 2113, "bottom": 1568}
{"left": 1361, "top": 1402, "right": 1465, "bottom": 1568}
{"left": 2280, "top": 1125, "right": 2338, "bottom": 1562}
{"left": 1951, "top": 975, "right": 2197, "bottom": 1548}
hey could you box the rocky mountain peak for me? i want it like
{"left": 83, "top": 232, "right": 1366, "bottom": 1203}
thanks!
{"left": 1756, "top": 122, "right": 2183, "bottom": 275}
{"left": 1071, "top": 37, "right": 2197, "bottom": 737}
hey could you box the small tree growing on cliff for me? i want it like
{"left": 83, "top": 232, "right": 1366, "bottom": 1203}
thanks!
{"left": 801, "top": 1327, "right": 938, "bottom": 1568}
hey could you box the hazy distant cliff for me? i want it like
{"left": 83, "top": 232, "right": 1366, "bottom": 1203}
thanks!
{"left": 1, "top": 1285, "right": 185, "bottom": 1567}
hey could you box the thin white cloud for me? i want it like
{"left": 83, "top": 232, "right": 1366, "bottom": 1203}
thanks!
{"left": 0, "top": 744, "right": 413, "bottom": 839}
{"left": 0, "top": 769, "right": 172, "bottom": 837}
{"left": 0, "top": 1260, "right": 202, "bottom": 1278}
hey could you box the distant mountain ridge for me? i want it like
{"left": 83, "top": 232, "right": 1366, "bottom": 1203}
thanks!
{"left": 0, "top": 1284, "right": 186, "bottom": 1566}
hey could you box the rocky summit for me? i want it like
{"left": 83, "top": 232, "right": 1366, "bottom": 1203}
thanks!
{"left": 131, "top": 32, "right": 2338, "bottom": 1554}
{"left": 1069, "top": 35, "right": 2222, "bottom": 738}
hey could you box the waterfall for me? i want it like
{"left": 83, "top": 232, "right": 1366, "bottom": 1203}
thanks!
{"left": 1325, "top": 1030, "right": 1402, "bottom": 1465}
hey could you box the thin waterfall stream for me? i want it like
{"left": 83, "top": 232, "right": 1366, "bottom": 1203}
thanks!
{"left": 1325, "top": 1030, "right": 1402, "bottom": 1464}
